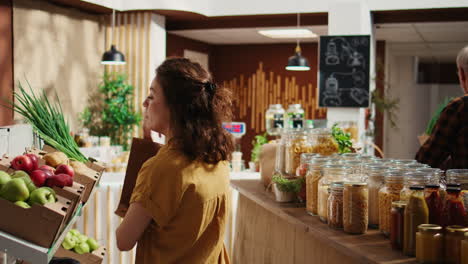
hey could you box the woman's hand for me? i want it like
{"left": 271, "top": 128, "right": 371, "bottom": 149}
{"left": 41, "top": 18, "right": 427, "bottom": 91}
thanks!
{"left": 142, "top": 116, "right": 152, "bottom": 140}
{"left": 116, "top": 202, "right": 152, "bottom": 251}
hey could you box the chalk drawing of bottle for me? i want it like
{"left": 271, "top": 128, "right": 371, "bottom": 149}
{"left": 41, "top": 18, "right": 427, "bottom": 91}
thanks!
{"left": 325, "top": 41, "right": 340, "bottom": 65}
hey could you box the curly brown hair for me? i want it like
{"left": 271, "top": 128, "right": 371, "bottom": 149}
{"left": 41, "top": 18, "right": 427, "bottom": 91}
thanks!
{"left": 156, "top": 57, "right": 234, "bottom": 164}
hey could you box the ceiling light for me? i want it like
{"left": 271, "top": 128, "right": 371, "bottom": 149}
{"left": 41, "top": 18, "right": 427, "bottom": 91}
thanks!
{"left": 258, "top": 29, "right": 317, "bottom": 39}
{"left": 286, "top": 13, "right": 310, "bottom": 71}
{"left": 101, "top": 9, "right": 126, "bottom": 65}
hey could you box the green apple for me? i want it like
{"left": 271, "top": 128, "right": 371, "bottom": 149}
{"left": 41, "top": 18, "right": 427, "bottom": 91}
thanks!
{"left": 14, "top": 201, "right": 31, "bottom": 209}
{"left": 0, "top": 171, "right": 11, "bottom": 189}
{"left": 0, "top": 178, "right": 29, "bottom": 202}
{"left": 74, "top": 242, "right": 90, "bottom": 254}
{"left": 28, "top": 187, "right": 56, "bottom": 206}
{"left": 18, "top": 176, "right": 37, "bottom": 193}
{"left": 86, "top": 238, "right": 99, "bottom": 252}
{"left": 10, "top": 170, "right": 29, "bottom": 179}
{"left": 69, "top": 229, "right": 81, "bottom": 237}
{"left": 76, "top": 234, "right": 88, "bottom": 244}
{"left": 62, "top": 234, "right": 77, "bottom": 250}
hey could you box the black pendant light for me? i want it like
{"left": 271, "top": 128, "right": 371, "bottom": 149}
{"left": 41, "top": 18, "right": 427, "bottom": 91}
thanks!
{"left": 285, "top": 13, "right": 310, "bottom": 71}
{"left": 101, "top": 9, "right": 126, "bottom": 65}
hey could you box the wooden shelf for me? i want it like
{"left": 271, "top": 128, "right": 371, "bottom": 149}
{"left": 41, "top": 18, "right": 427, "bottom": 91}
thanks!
{"left": 230, "top": 179, "right": 418, "bottom": 264}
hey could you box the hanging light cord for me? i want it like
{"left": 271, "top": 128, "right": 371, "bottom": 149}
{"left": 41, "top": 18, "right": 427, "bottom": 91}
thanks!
{"left": 110, "top": 9, "right": 115, "bottom": 45}
{"left": 296, "top": 12, "right": 301, "bottom": 53}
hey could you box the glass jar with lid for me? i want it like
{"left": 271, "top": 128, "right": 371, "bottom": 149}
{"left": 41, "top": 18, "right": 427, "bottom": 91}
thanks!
{"left": 390, "top": 201, "right": 407, "bottom": 250}
{"left": 445, "top": 226, "right": 468, "bottom": 264}
{"left": 342, "top": 159, "right": 364, "bottom": 177}
{"left": 327, "top": 182, "right": 344, "bottom": 229}
{"left": 365, "top": 164, "right": 387, "bottom": 228}
{"left": 447, "top": 169, "right": 468, "bottom": 189}
{"left": 461, "top": 232, "right": 468, "bottom": 264}
{"left": 424, "top": 184, "right": 443, "bottom": 226}
{"left": 266, "top": 104, "right": 285, "bottom": 136}
{"left": 443, "top": 187, "right": 466, "bottom": 227}
{"left": 341, "top": 153, "right": 361, "bottom": 161}
{"left": 318, "top": 164, "right": 352, "bottom": 223}
{"left": 400, "top": 171, "right": 440, "bottom": 202}
{"left": 285, "top": 104, "right": 305, "bottom": 129}
{"left": 284, "top": 129, "right": 313, "bottom": 176}
{"left": 403, "top": 186, "right": 429, "bottom": 257}
{"left": 297, "top": 153, "right": 320, "bottom": 177}
{"left": 274, "top": 130, "right": 290, "bottom": 176}
{"left": 309, "top": 128, "right": 339, "bottom": 156}
{"left": 379, "top": 170, "right": 405, "bottom": 236}
{"left": 392, "top": 159, "right": 418, "bottom": 168}
{"left": 343, "top": 182, "right": 369, "bottom": 234}
{"left": 403, "top": 163, "right": 431, "bottom": 171}
{"left": 415, "top": 224, "right": 443, "bottom": 263}
{"left": 306, "top": 157, "right": 329, "bottom": 215}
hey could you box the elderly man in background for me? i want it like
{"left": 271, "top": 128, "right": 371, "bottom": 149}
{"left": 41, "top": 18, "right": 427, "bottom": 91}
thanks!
{"left": 415, "top": 45, "right": 468, "bottom": 169}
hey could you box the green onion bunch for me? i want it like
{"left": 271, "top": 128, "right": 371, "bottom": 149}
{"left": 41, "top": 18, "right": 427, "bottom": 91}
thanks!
{"left": 2, "top": 80, "right": 88, "bottom": 162}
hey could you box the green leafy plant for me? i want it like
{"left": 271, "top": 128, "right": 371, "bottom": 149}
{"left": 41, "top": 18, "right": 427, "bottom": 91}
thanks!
{"left": 80, "top": 73, "right": 141, "bottom": 150}
{"left": 272, "top": 174, "right": 304, "bottom": 193}
{"left": 371, "top": 89, "right": 400, "bottom": 129}
{"left": 251, "top": 133, "right": 268, "bottom": 162}
{"left": 331, "top": 124, "right": 353, "bottom": 154}
{"left": 2, "top": 80, "right": 87, "bottom": 162}
{"left": 425, "top": 97, "right": 453, "bottom": 135}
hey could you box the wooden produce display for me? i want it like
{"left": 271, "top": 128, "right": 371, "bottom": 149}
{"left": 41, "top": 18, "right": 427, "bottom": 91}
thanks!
{"left": 55, "top": 246, "right": 107, "bottom": 264}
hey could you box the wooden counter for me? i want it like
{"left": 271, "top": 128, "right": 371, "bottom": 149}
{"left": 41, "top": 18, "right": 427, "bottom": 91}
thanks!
{"left": 230, "top": 179, "right": 418, "bottom": 264}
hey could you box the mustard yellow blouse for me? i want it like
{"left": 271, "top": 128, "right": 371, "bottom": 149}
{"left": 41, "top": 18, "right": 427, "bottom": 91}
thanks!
{"left": 130, "top": 142, "right": 231, "bottom": 264}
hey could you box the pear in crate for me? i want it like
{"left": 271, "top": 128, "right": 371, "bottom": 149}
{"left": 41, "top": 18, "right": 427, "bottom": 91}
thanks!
{"left": 0, "top": 178, "right": 29, "bottom": 202}
{"left": 0, "top": 171, "right": 11, "bottom": 189}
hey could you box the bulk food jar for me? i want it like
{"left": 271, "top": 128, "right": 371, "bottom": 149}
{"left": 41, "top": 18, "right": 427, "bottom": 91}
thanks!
{"left": 284, "top": 129, "right": 312, "bottom": 176}
{"left": 392, "top": 159, "right": 418, "bottom": 169}
{"left": 343, "top": 182, "right": 369, "bottom": 234}
{"left": 285, "top": 104, "right": 305, "bottom": 129}
{"left": 390, "top": 201, "right": 407, "bottom": 250}
{"left": 365, "top": 164, "right": 387, "bottom": 228}
{"left": 318, "top": 164, "right": 352, "bottom": 223}
{"left": 400, "top": 171, "right": 440, "bottom": 202}
{"left": 403, "top": 186, "right": 429, "bottom": 257}
{"left": 309, "top": 128, "right": 339, "bottom": 156}
{"left": 415, "top": 224, "right": 443, "bottom": 263}
{"left": 424, "top": 184, "right": 443, "bottom": 226}
{"left": 274, "top": 130, "right": 290, "bottom": 176}
{"left": 443, "top": 187, "right": 467, "bottom": 227}
{"left": 306, "top": 157, "right": 329, "bottom": 215}
{"left": 379, "top": 170, "right": 405, "bottom": 236}
{"left": 446, "top": 169, "right": 468, "bottom": 225}
{"left": 445, "top": 226, "right": 468, "bottom": 264}
{"left": 327, "top": 182, "right": 344, "bottom": 229}
{"left": 265, "top": 104, "right": 285, "bottom": 136}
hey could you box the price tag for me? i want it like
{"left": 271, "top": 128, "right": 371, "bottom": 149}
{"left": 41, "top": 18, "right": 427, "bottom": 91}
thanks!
{"left": 222, "top": 122, "right": 246, "bottom": 138}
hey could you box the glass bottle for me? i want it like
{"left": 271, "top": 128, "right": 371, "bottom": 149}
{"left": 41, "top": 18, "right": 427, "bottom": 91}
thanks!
{"left": 265, "top": 104, "right": 285, "bottom": 136}
{"left": 379, "top": 170, "right": 405, "bottom": 236}
{"left": 403, "top": 186, "right": 429, "bottom": 257}
{"left": 284, "top": 129, "right": 312, "bottom": 176}
{"left": 447, "top": 169, "right": 468, "bottom": 226}
{"left": 343, "top": 182, "right": 368, "bottom": 234}
{"left": 424, "top": 184, "right": 443, "bottom": 226}
{"left": 285, "top": 104, "right": 305, "bottom": 129}
{"left": 400, "top": 171, "right": 439, "bottom": 202}
{"left": 415, "top": 224, "right": 443, "bottom": 264}
{"left": 318, "top": 164, "right": 351, "bottom": 223}
{"left": 309, "top": 128, "right": 339, "bottom": 156}
{"left": 392, "top": 159, "right": 418, "bottom": 169}
{"left": 445, "top": 226, "right": 468, "bottom": 264}
{"left": 390, "top": 201, "right": 407, "bottom": 250}
{"left": 461, "top": 232, "right": 468, "bottom": 264}
{"left": 443, "top": 187, "right": 467, "bottom": 227}
{"left": 365, "top": 165, "right": 387, "bottom": 228}
{"left": 305, "top": 157, "right": 329, "bottom": 216}
{"left": 403, "top": 163, "right": 431, "bottom": 171}
{"left": 274, "top": 130, "right": 290, "bottom": 177}
{"left": 328, "top": 182, "right": 344, "bottom": 229}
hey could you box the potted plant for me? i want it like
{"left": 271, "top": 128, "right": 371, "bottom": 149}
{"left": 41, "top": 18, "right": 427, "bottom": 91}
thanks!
{"left": 250, "top": 133, "right": 268, "bottom": 172}
{"left": 271, "top": 174, "right": 304, "bottom": 203}
{"left": 80, "top": 73, "right": 142, "bottom": 150}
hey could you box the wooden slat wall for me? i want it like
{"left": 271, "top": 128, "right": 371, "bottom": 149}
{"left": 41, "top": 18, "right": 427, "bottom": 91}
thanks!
{"left": 224, "top": 62, "right": 327, "bottom": 134}
{"left": 103, "top": 11, "right": 153, "bottom": 138}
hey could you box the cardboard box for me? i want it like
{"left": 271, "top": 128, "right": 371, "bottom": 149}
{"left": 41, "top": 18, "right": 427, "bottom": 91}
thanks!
{"left": 0, "top": 191, "right": 72, "bottom": 248}
{"left": 115, "top": 138, "right": 161, "bottom": 217}
{"left": 55, "top": 246, "right": 107, "bottom": 264}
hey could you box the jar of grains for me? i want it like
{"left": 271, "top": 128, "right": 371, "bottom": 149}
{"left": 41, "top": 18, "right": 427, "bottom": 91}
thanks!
{"left": 328, "top": 182, "right": 345, "bottom": 229}
{"left": 379, "top": 170, "right": 405, "bottom": 236}
{"left": 306, "top": 157, "right": 329, "bottom": 215}
{"left": 343, "top": 182, "right": 369, "bottom": 234}
{"left": 318, "top": 164, "right": 352, "bottom": 223}
{"left": 365, "top": 164, "right": 387, "bottom": 228}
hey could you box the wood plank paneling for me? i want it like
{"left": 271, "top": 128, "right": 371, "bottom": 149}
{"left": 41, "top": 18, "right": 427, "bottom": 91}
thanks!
{"left": 0, "top": 0, "right": 13, "bottom": 126}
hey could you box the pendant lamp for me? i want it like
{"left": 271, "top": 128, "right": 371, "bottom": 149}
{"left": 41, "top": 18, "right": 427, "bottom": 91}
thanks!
{"left": 285, "top": 13, "right": 310, "bottom": 71}
{"left": 101, "top": 9, "right": 126, "bottom": 65}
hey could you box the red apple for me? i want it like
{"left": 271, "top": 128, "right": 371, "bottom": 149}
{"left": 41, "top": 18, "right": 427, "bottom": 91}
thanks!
{"left": 25, "top": 154, "right": 39, "bottom": 171}
{"left": 55, "top": 164, "right": 74, "bottom": 178}
{"left": 30, "top": 169, "right": 47, "bottom": 187}
{"left": 10, "top": 155, "right": 33, "bottom": 173}
{"left": 39, "top": 165, "right": 55, "bottom": 175}
{"left": 46, "top": 173, "right": 72, "bottom": 188}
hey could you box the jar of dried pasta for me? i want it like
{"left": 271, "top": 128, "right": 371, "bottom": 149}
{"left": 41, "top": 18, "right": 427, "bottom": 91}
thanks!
{"left": 318, "top": 164, "right": 352, "bottom": 223}
{"left": 306, "top": 156, "right": 329, "bottom": 215}
{"left": 309, "top": 128, "right": 339, "bottom": 156}
{"left": 379, "top": 170, "right": 405, "bottom": 236}
{"left": 328, "top": 181, "right": 344, "bottom": 229}
{"left": 284, "top": 129, "right": 312, "bottom": 176}
{"left": 365, "top": 164, "right": 387, "bottom": 228}
{"left": 343, "top": 182, "right": 369, "bottom": 234}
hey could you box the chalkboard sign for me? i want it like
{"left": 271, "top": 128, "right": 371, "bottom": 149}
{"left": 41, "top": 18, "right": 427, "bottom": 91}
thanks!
{"left": 318, "top": 35, "right": 370, "bottom": 107}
